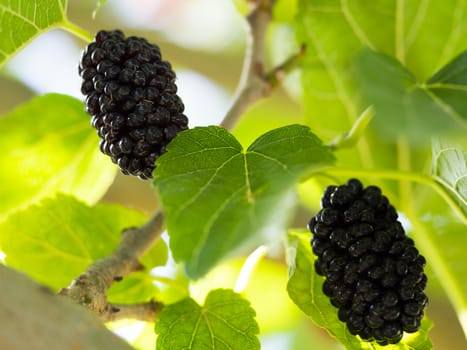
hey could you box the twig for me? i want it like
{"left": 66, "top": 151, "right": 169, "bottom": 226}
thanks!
{"left": 101, "top": 301, "right": 164, "bottom": 323}
{"left": 59, "top": 210, "right": 165, "bottom": 321}
{"left": 221, "top": 0, "right": 305, "bottom": 131}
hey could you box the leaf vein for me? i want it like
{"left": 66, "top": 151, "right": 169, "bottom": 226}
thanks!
{"left": 190, "top": 185, "right": 251, "bottom": 272}
{"left": 405, "top": 0, "right": 430, "bottom": 49}
{"left": 172, "top": 153, "right": 243, "bottom": 219}
{"left": 436, "top": 0, "right": 466, "bottom": 69}
{"left": 426, "top": 82, "right": 467, "bottom": 92}
{"left": 162, "top": 146, "right": 239, "bottom": 163}
{"left": 207, "top": 310, "right": 249, "bottom": 336}
{"left": 302, "top": 22, "right": 358, "bottom": 123}
{"left": 188, "top": 312, "right": 204, "bottom": 349}
{"left": 0, "top": 4, "right": 41, "bottom": 30}
{"left": 422, "top": 88, "right": 466, "bottom": 128}
{"left": 248, "top": 151, "right": 292, "bottom": 175}
{"left": 341, "top": 0, "right": 375, "bottom": 49}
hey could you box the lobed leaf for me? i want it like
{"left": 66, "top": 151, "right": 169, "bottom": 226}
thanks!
{"left": 353, "top": 49, "right": 467, "bottom": 143}
{"left": 154, "top": 125, "right": 334, "bottom": 279}
{"left": 155, "top": 288, "right": 260, "bottom": 350}
{"left": 0, "top": 93, "right": 117, "bottom": 221}
{"left": 426, "top": 50, "right": 467, "bottom": 123}
{"left": 296, "top": 0, "right": 467, "bottom": 132}
{"left": 0, "top": 0, "right": 68, "bottom": 67}
{"left": 0, "top": 194, "right": 167, "bottom": 295}
{"left": 286, "top": 232, "right": 433, "bottom": 350}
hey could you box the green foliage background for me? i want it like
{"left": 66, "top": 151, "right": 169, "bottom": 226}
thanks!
{"left": 0, "top": 0, "right": 466, "bottom": 349}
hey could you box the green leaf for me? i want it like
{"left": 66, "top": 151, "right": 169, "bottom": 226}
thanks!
{"left": 295, "top": 0, "right": 467, "bottom": 172}
{"left": 426, "top": 50, "right": 467, "bottom": 121}
{"left": 154, "top": 125, "right": 334, "bottom": 278}
{"left": 232, "top": 0, "right": 249, "bottom": 15}
{"left": 273, "top": 0, "right": 298, "bottom": 22}
{"left": 108, "top": 239, "right": 168, "bottom": 304}
{"left": 0, "top": 93, "right": 117, "bottom": 220}
{"left": 131, "top": 322, "right": 157, "bottom": 350}
{"left": 286, "top": 232, "right": 433, "bottom": 350}
{"left": 155, "top": 288, "right": 260, "bottom": 350}
{"left": 0, "top": 0, "right": 68, "bottom": 67}
{"left": 296, "top": 0, "right": 467, "bottom": 130}
{"left": 140, "top": 232, "right": 169, "bottom": 270}
{"left": 353, "top": 48, "right": 467, "bottom": 143}
{"left": 107, "top": 273, "right": 158, "bottom": 304}
{"left": 419, "top": 212, "right": 467, "bottom": 303}
{"left": 189, "top": 256, "right": 302, "bottom": 333}
{"left": 431, "top": 139, "right": 467, "bottom": 215}
{"left": 0, "top": 194, "right": 167, "bottom": 291}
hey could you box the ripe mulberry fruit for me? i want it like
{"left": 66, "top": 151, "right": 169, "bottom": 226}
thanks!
{"left": 79, "top": 29, "right": 189, "bottom": 179}
{"left": 308, "top": 179, "right": 428, "bottom": 345}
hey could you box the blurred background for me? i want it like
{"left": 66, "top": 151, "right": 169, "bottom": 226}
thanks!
{"left": 0, "top": 0, "right": 464, "bottom": 348}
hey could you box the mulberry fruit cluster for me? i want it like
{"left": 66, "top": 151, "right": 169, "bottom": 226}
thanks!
{"left": 308, "top": 179, "right": 428, "bottom": 345}
{"left": 79, "top": 29, "right": 189, "bottom": 179}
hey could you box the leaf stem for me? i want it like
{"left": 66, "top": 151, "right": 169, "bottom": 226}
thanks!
{"left": 328, "top": 105, "right": 375, "bottom": 150}
{"left": 234, "top": 245, "right": 268, "bottom": 293}
{"left": 396, "top": 136, "right": 412, "bottom": 208}
{"left": 60, "top": 19, "right": 94, "bottom": 42}
{"left": 322, "top": 168, "right": 467, "bottom": 224}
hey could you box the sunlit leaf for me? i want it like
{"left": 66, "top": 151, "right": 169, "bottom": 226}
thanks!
{"left": 296, "top": 0, "right": 467, "bottom": 130}
{"left": 155, "top": 288, "right": 260, "bottom": 350}
{"left": 189, "top": 256, "right": 302, "bottom": 333}
{"left": 286, "top": 232, "right": 433, "bottom": 350}
{"left": 131, "top": 322, "right": 157, "bottom": 350}
{"left": 232, "top": 95, "right": 303, "bottom": 148}
{"left": 0, "top": 194, "right": 167, "bottom": 293}
{"left": 291, "top": 320, "right": 342, "bottom": 350}
{"left": 431, "top": 139, "right": 467, "bottom": 215}
{"left": 0, "top": 93, "right": 117, "bottom": 220}
{"left": 154, "top": 125, "right": 334, "bottom": 279}
{"left": 232, "top": 0, "right": 249, "bottom": 15}
{"left": 419, "top": 211, "right": 467, "bottom": 304}
{"left": 273, "top": 0, "right": 298, "bottom": 22}
{"left": 107, "top": 273, "right": 158, "bottom": 304}
{"left": 0, "top": 0, "right": 68, "bottom": 67}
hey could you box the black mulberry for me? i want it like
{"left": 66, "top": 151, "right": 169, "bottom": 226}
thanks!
{"left": 79, "top": 30, "right": 189, "bottom": 179}
{"left": 308, "top": 179, "right": 428, "bottom": 345}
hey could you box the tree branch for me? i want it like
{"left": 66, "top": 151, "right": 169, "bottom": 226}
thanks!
{"left": 220, "top": 0, "right": 305, "bottom": 131}
{"left": 60, "top": 210, "right": 165, "bottom": 321}
{"left": 0, "top": 265, "right": 133, "bottom": 350}
{"left": 101, "top": 300, "right": 164, "bottom": 323}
